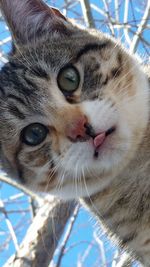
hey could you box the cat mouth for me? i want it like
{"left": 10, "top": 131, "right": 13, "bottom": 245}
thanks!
{"left": 93, "top": 126, "right": 116, "bottom": 158}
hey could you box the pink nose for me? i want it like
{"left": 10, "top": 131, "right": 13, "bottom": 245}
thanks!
{"left": 67, "top": 116, "right": 88, "bottom": 142}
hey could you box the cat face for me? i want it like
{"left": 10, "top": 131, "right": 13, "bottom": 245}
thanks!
{"left": 0, "top": 0, "right": 149, "bottom": 199}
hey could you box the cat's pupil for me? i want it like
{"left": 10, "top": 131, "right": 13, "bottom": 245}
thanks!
{"left": 57, "top": 66, "right": 80, "bottom": 93}
{"left": 21, "top": 123, "right": 48, "bottom": 146}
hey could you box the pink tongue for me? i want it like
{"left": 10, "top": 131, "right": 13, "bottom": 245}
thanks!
{"left": 93, "top": 133, "right": 106, "bottom": 148}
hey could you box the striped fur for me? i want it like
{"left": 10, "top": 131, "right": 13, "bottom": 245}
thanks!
{"left": 0, "top": 1, "right": 150, "bottom": 266}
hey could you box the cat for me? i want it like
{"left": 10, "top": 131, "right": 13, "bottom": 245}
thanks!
{"left": 0, "top": 0, "right": 150, "bottom": 266}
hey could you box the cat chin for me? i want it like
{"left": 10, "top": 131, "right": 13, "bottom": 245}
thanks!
{"left": 50, "top": 151, "right": 130, "bottom": 200}
{"left": 49, "top": 175, "right": 114, "bottom": 200}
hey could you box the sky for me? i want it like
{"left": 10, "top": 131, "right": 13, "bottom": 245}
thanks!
{"left": 0, "top": 0, "right": 149, "bottom": 266}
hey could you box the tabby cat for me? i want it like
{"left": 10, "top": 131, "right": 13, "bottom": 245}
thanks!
{"left": 0, "top": 0, "right": 150, "bottom": 266}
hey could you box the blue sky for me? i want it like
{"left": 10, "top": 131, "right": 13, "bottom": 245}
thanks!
{"left": 0, "top": 0, "right": 149, "bottom": 266}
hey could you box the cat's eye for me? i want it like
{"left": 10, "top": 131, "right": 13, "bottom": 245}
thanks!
{"left": 57, "top": 65, "right": 80, "bottom": 93}
{"left": 21, "top": 123, "right": 49, "bottom": 146}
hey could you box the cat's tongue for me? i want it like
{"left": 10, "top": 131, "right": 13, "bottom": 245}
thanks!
{"left": 93, "top": 132, "right": 106, "bottom": 148}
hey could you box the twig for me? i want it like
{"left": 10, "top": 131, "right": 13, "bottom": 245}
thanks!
{"left": 93, "top": 232, "right": 107, "bottom": 267}
{"left": 102, "top": 0, "right": 115, "bottom": 36}
{"left": 64, "top": 240, "right": 97, "bottom": 254}
{"left": 0, "top": 173, "right": 41, "bottom": 201}
{"left": 3, "top": 192, "right": 24, "bottom": 202}
{"left": 114, "top": 0, "right": 119, "bottom": 22}
{"left": 124, "top": 0, "right": 132, "bottom": 45}
{"left": 80, "top": 0, "right": 95, "bottom": 28}
{"left": 91, "top": 3, "right": 107, "bottom": 18}
{"left": 2, "top": 209, "right": 29, "bottom": 214}
{"left": 114, "top": 0, "right": 120, "bottom": 36}
{"left": 0, "top": 199, "right": 19, "bottom": 252}
{"left": 130, "top": 0, "right": 150, "bottom": 53}
{"left": 79, "top": 243, "right": 92, "bottom": 266}
{"left": 55, "top": 204, "right": 80, "bottom": 267}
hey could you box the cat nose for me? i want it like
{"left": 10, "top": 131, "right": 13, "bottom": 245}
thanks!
{"left": 67, "top": 117, "right": 94, "bottom": 142}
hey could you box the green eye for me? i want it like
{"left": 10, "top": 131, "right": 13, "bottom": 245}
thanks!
{"left": 21, "top": 123, "right": 48, "bottom": 146}
{"left": 57, "top": 65, "right": 80, "bottom": 93}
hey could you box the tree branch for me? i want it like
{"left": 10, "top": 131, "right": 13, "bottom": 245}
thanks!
{"left": 3, "top": 198, "right": 76, "bottom": 267}
{"left": 55, "top": 204, "right": 79, "bottom": 267}
{"left": 80, "top": 0, "right": 95, "bottom": 28}
{"left": 123, "top": 0, "right": 132, "bottom": 45}
{"left": 0, "top": 199, "right": 19, "bottom": 252}
{"left": 114, "top": 0, "right": 120, "bottom": 36}
{"left": 0, "top": 173, "right": 41, "bottom": 201}
{"left": 130, "top": 0, "right": 150, "bottom": 53}
{"left": 93, "top": 232, "right": 107, "bottom": 267}
{"left": 102, "top": 0, "right": 115, "bottom": 36}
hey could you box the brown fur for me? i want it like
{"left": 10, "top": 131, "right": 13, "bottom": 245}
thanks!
{"left": 0, "top": 1, "right": 150, "bottom": 266}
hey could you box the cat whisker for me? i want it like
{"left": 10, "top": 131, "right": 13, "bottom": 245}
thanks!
{"left": 84, "top": 164, "right": 108, "bottom": 220}
{"left": 82, "top": 165, "right": 103, "bottom": 218}
{"left": 55, "top": 155, "right": 72, "bottom": 194}
{"left": 74, "top": 161, "right": 80, "bottom": 198}
{"left": 13, "top": 46, "right": 35, "bottom": 73}
{"left": 42, "top": 156, "right": 63, "bottom": 193}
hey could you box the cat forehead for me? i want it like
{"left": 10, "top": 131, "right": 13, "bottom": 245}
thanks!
{"left": 13, "top": 28, "right": 114, "bottom": 64}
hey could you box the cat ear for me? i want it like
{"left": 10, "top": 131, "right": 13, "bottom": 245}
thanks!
{"left": 0, "top": 0, "right": 69, "bottom": 45}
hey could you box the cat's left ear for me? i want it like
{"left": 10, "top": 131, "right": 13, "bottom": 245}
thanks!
{"left": 0, "top": 0, "right": 70, "bottom": 45}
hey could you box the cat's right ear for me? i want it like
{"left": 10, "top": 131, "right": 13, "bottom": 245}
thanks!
{"left": 0, "top": 0, "right": 70, "bottom": 45}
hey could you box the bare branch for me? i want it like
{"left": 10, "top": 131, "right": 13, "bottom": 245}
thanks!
{"left": 80, "top": 0, "right": 95, "bottom": 28}
{"left": 102, "top": 0, "right": 115, "bottom": 36}
{"left": 114, "top": 0, "right": 119, "bottom": 22}
{"left": 0, "top": 199, "right": 19, "bottom": 252}
{"left": 3, "top": 198, "right": 76, "bottom": 267}
{"left": 93, "top": 232, "right": 107, "bottom": 267}
{"left": 55, "top": 204, "right": 79, "bottom": 267}
{"left": 78, "top": 243, "right": 93, "bottom": 267}
{"left": 114, "top": 0, "right": 120, "bottom": 36}
{"left": 91, "top": 3, "right": 106, "bottom": 18}
{"left": 0, "top": 173, "right": 41, "bottom": 201}
{"left": 124, "top": 0, "right": 132, "bottom": 45}
{"left": 130, "top": 0, "right": 150, "bottom": 53}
